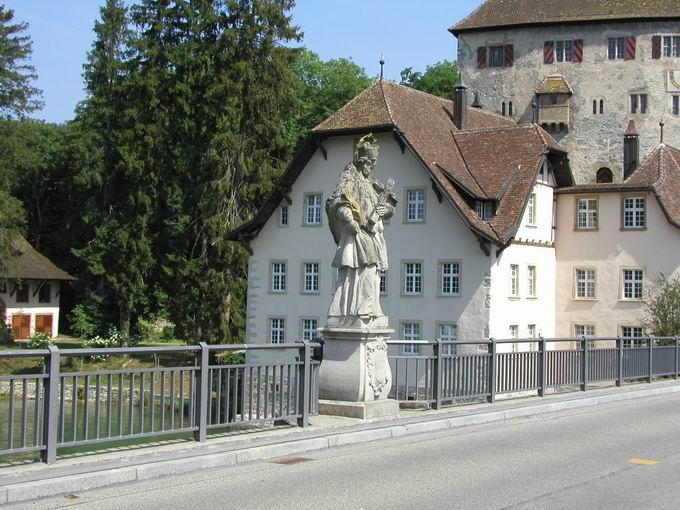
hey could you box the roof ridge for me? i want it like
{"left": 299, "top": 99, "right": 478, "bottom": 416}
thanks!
{"left": 455, "top": 123, "right": 534, "bottom": 135}
{"left": 379, "top": 80, "right": 397, "bottom": 127}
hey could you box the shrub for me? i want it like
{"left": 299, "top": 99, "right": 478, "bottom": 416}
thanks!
{"left": 135, "top": 316, "right": 176, "bottom": 344}
{"left": 69, "top": 303, "right": 105, "bottom": 339}
{"left": 83, "top": 326, "right": 124, "bottom": 362}
{"left": 641, "top": 275, "right": 680, "bottom": 338}
{"left": 27, "top": 331, "right": 53, "bottom": 350}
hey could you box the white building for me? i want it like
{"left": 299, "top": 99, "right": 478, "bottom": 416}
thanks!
{"left": 1, "top": 233, "right": 74, "bottom": 339}
{"left": 228, "top": 80, "right": 572, "bottom": 350}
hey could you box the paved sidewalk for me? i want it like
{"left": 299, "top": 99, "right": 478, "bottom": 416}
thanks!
{"left": 1, "top": 380, "right": 679, "bottom": 504}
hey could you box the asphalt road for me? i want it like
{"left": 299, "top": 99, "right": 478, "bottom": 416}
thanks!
{"left": 14, "top": 393, "right": 680, "bottom": 509}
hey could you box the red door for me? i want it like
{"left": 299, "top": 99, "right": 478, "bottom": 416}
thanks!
{"left": 35, "top": 314, "right": 53, "bottom": 336}
{"left": 11, "top": 315, "right": 31, "bottom": 340}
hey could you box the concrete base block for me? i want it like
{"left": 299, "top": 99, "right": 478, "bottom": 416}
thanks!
{"left": 319, "top": 398, "right": 400, "bottom": 420}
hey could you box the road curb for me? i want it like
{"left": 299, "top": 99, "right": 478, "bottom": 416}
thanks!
{"left": 2, "top": 382, "right": 679, "bottom": 504}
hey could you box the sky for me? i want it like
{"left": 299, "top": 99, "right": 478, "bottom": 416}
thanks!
{"left": 4, "top": 0, "right": 482, "bottom": 124}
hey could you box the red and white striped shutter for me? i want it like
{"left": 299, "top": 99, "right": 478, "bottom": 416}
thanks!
{"left": 625, "top": 36, "right": 636, "bottom": 60}
{"left": 543, "top": 41, "right": 554, "bottom": 64}
{"left": 573, "top": 39, "right": 583, "bottom": 63}
{"left": 477, "top": 46, "right": 487, "bottom": 68}
{"left": 504, "top": 45, "right": 514, "bottom": 67}
{"left": 651, "top": 35, "right": 661, "bottom": 59}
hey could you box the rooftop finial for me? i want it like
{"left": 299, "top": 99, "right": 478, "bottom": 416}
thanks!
{"left": 379, "top": 55, "right": 385, "bottom": 81}
{"left": 660, "top": 120, "right": 665, "bottom": 144}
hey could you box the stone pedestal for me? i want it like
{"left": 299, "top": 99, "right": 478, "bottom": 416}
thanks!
{"left": 318, "top": 324, "right": 399, "bottom": 420}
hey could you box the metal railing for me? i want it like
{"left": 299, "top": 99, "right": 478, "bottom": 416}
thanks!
{"left": 388, "top": 337, "right": 680, "bottom": 408}
{"left": 0, "top": 341, "right": 320, "bottom": 464}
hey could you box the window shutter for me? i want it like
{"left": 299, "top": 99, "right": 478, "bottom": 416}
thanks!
{"left": 573, "top": 39, "right": 583, "bottom": 63}
{"left": 625, "top": 36, "right": 636, "bottom": 60}
{"left": 477, "top": 46, "right": 487, "bottom": 68}
{"left": 651, "top": 35, "right": 661, "bottom": 59}
{"left": 504, "top": 44, "right": 514, "bottom": 67}
{"left": 543, "top": 41, "right": 554, "bottom": 64}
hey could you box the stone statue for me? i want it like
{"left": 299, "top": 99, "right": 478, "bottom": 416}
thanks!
{"left": 325, "top": 134, "right": 397, "bottom": 328}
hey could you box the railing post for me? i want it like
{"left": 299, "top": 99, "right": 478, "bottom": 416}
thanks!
{"left": 193, "top": 342, "right": 209, "bottom": 442}
{"left": 648, "top": 336, "right": 653, "bottom": 383}
{"left": 41, "top": 345, "right": 60, "bottom": 464}
{"left": 581, "top": 336, "right": 588, "bottom": 392}
{"left": 487, "top": 339, "right": 496, "bottom": 403}
{"left": 432, "top": 339, "right": 443, "bottom": 410}
{"left": 675, "top": 337, "right": 679, "bottom": 380}
{"left": 616, "top": 336, "right": 623, "bottom": 387}
{"left": 538, "top": 336, "right": 546, "bottom": 397}
{"left": 297, "top": 340, "right": 311, "bottom": 428}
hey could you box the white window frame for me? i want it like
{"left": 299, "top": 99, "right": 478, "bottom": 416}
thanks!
{"left": 303, "top": 193, "right": 323, "bottom": 226}
{"left": 402, "top": 261, "right": 423, "bottom": 296}
{"left": 402, "top": 321, "right": 422, "bottom": 355}
{"left": 527, "top": 324, "right": 537, "bottom": 339}
{"left": 576, "top": 197, "right": 598, "bottom": 230}
{"left": 630, "top": 93, "right": 648, "bottom": 115}
{"left": 574, "top": 324, "right": 595, "bottom": 337}
{"left": 475, "top": 201, "right": 494, "bottom": 221}
{"left": 555, "top": 40, "right": 573, "bottom": 62}
{"left": 621, "top": 268, "right": 644, "bottom": 301}
{"left": 621, "top": 326, "right": 644, "bottom": 348}
{"left": 270, "top": 261, "right": 287, "bottom": 293}
{"left": 269, "top": 317, "right": 286, "bottom": 344}
{"left": 278, "top": 204, "right": 289, "bottom": 227}
{"left": 622, "top": 196, "right": 646, "bottom": 230}
{"left": 437, "top": 322, "right": 458, "bottom": 356}
{"left": 439, "top": 260, "right": 461, "bottom": 297}
{"left": 300, "top": 317, "right": 319, "bottom": 341}
{"left": 607, "top": 37, "right": 625, "bottom": 60}
{"left": 404, "top": 188, "right": 426, "bottom": 223}
{"left": 509, "top": 264, "right": 520, "bottom": 298}
{"left": 662, "top": 35, "right": 680, "bottom": 58}
{"left": 301, "top": 261, "right": 320, "bottom": 294}
{"left": 527, "top": 265, "right": 537, "bottom": 298}
{"left": 379, "top": 270, "right": 388, "bottom": 296}
{"left": 526, "top": 193, "right": 537, "bottom": 226}
{"left": 488, "top": 45, "right": 505, "bottom": 67}
{"left": 574, "top": 268, "right": 596, "bottom": 300}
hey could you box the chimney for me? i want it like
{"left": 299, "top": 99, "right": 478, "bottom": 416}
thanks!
{"left": 623, "top": 119, "right": 639, "bottom": 180}
{"left": 453, "top": 74, "right": 468, "bottom": 130}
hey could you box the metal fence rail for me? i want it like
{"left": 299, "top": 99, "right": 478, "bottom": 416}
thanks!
{"left": 0, "top": 341, "right": 319, "bottom": 464}
{"left": 388, "top": 337, "right": 680, "bottom": 408}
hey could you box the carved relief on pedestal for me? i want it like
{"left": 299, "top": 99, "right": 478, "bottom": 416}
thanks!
{"left": 366, "top": 337, "right": 391, "bottom": 400}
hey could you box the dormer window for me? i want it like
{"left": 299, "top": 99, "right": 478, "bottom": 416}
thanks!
{"left": 475, "top": 201, "right": 494, "bottom": 221}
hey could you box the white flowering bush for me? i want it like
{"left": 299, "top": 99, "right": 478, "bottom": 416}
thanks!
{"left": 83, "top": 326, "right": 124, "bottom": 362}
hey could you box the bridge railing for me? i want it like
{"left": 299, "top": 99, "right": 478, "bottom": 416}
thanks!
{"left": 0, "top": 341, "right": 320, "bottom": 464}
{"left": 387, "top": 337, "right": 680, "bottom": 408}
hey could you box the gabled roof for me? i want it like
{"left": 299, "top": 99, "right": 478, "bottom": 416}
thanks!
{"left": 536, "top": 75, "right": 573, "bottom": 95}
{"left": 0, "top": 232, "right": 75, "bottom": 281}
{"left": 228, "top": 80, "right": 571, "bottom": 247}
{"left": 450, "top": 0, "right": 680, "bottom": 35}
{"left": 557, "top": 143, "right": 680, "bottom": 229}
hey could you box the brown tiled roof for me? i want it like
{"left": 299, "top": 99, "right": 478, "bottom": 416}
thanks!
{"left": 536, "top": 75, "right": 573, "bottom": 95}
{"left": 557, "top": 143, "right": 680, "bottom": 228}
{"left": 0, "top": 232, "right": 75, "bottom": 281}
{"left": 451, "top": 0, "right": 680, "bottom": 35}
{"left": 229, "top": 81, "right": 571, "bottom": 246}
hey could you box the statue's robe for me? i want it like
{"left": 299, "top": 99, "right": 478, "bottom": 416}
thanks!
{"left": 326, "top": 163, "right": 392, "bottom": 321}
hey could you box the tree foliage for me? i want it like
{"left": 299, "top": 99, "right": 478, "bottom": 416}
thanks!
{"left": 0, "top": 5, "right": 42, "bottom": 118}
{"left": 400, "top": 60, "right": 458, "bottom": 98}
{"left": 641, "top": 275, "right": 680, "bottom": 337}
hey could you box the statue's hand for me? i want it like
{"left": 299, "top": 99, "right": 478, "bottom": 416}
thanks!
{"left": 375, "top": 204, "right": 388, "bottom": 217}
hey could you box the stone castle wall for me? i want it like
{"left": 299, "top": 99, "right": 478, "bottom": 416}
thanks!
{"left": 457, "top": 21, "right": 680, "bottom": 183}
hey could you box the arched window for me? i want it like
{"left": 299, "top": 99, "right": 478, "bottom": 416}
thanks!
{"left": 599, "top": 99, "right": 604, "bottom": 114}
{"left": 502, "top": 102, "right": 506, "bottom": 116}
{"left": 596, "top": 167, "right": 613, "bottom": 183}
{"left": 508, "top": 101, "right": 513, "bottom": 116}
{"left": 593, "top": 100, "right": 597, "bottom": 114}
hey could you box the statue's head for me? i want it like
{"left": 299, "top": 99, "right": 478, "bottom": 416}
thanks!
{"left": 354, "top": 133, "right": 379, "bottom": 176}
